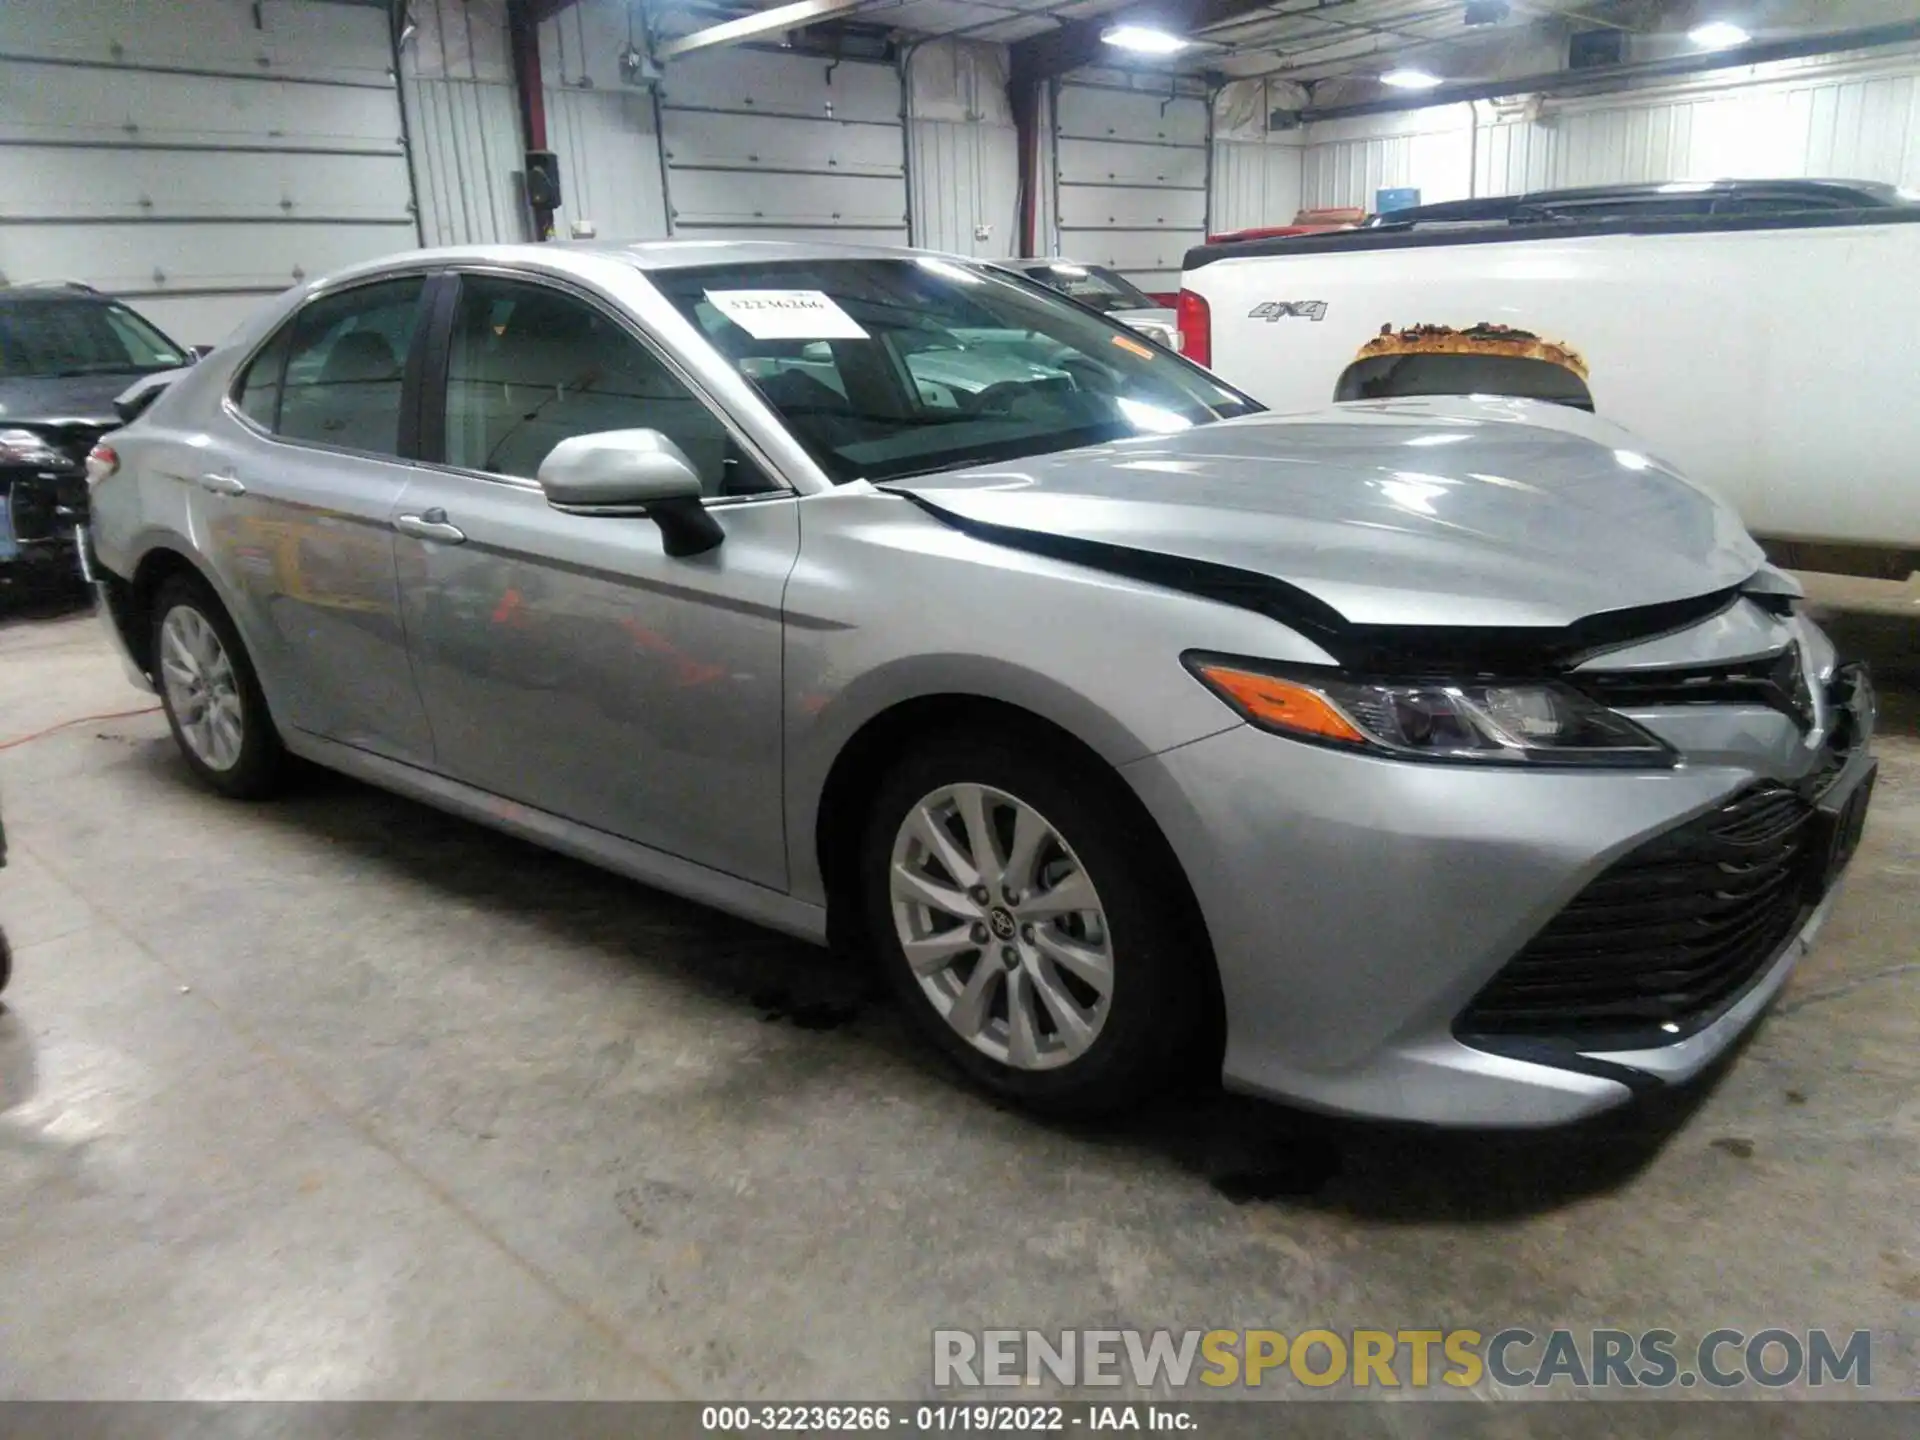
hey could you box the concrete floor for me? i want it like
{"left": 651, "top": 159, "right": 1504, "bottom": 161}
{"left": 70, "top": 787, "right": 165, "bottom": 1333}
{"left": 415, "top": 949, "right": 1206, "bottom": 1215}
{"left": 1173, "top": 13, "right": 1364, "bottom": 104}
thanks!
{"left": 0, "top": 596, "right": 1915, "bottom": 1404}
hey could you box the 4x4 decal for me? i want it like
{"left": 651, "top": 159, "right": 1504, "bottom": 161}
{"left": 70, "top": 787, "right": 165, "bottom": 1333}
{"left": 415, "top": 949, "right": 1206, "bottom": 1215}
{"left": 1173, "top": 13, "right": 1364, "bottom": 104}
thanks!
{"left": 1248, "top": 300, "right": 1329, "bottom": 322}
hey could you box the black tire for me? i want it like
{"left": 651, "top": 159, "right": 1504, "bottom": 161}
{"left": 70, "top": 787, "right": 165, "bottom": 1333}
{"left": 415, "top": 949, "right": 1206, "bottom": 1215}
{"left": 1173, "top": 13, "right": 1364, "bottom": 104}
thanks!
{"left": 0, "top": 925, "right": 11, "bottom": 995}
{"left": 150, "top": 573, "right": 288, "bottom": 800}
{"left": 860, "top": 727, "right": 1207, "bottom": 1118}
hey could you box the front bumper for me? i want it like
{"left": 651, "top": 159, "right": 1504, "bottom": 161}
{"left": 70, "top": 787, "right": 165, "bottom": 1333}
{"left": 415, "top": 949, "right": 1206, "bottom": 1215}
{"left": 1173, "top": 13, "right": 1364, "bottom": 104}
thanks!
{"left": 1123, "top": 666, "right": 1875, "bottom": 1127}
{"left": 1, "top": 468, "right": 88, "bottom": 582}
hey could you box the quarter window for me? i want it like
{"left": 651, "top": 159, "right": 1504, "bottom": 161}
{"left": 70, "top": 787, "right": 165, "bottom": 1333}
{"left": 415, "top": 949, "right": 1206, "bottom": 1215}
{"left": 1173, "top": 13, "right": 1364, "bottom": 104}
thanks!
{"left": 442, "top": 274, "right": 776, "bottom": 495}
{"left": 270, "top": 277, "right": 426, "bottom": 455}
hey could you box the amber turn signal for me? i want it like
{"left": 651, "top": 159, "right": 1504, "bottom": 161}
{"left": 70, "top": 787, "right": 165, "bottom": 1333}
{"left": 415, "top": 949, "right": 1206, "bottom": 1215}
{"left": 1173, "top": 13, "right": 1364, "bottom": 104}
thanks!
{"left": 1191, "top": 663, "right": 1368, "bottom": 745}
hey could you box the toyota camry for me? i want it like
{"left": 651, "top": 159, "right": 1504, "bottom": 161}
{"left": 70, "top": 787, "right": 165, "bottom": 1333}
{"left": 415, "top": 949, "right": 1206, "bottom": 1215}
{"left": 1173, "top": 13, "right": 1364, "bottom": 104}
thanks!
{"left": 83, "top": 241, "right": 1876, "bottom": 1126}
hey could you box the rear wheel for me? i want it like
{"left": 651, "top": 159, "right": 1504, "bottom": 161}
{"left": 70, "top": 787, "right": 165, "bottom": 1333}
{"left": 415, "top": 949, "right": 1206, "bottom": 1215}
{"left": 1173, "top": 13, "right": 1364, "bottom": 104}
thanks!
{"left": 862, "top": 731, "right": 1205, "bottom": 1116}
{"left": 151, "top": 574, "right": 287, "bottom": 799}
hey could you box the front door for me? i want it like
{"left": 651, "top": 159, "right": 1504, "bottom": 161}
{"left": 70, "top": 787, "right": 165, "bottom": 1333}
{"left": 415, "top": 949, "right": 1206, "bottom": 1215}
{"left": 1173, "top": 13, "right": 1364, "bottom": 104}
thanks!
{"left": 393, "top": 271, "right": 798, "bottom": 889}
{"left": 197, "top": 274, "right": 435, "bottom": 765}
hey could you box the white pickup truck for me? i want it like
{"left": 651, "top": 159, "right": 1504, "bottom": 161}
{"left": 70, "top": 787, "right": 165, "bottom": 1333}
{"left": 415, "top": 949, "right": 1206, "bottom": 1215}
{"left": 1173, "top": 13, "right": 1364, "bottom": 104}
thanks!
{"left": 1176, "top": 180, "right": 1920, "bottom": 583}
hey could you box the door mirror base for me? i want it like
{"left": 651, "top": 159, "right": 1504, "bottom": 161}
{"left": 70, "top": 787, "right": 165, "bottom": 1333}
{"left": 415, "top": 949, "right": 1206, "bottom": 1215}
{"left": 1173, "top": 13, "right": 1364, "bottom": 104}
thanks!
{"left": 642, "top": 495, "right": 725, "bottom": 557}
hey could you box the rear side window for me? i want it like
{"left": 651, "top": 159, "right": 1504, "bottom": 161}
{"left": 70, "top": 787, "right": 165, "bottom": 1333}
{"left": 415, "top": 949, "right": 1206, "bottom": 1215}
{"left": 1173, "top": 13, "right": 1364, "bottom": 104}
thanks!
{"left": 262, "top": 277, "right": 425, "bottom": 455}
{"left": 233, "top": 325, "right": 292, "bottom": 429}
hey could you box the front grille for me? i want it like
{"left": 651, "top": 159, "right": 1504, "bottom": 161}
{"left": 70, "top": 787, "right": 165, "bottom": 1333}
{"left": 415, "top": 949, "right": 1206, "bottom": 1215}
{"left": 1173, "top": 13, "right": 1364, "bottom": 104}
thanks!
{"left": 1457, "top": 784, "right": 1817, "bottom": 1042}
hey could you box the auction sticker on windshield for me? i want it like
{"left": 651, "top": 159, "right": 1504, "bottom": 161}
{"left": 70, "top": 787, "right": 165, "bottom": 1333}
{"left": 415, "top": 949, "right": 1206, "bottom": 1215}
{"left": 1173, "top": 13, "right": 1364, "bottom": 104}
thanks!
{"left": 705, "top": 290, "right": 869, "bottom": 340}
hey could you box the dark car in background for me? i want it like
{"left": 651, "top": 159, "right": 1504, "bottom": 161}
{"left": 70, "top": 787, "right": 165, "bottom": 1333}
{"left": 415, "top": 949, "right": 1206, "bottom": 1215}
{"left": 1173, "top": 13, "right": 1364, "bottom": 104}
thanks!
{"left": 1, "top": 282, "right": 190, "bottom": 592}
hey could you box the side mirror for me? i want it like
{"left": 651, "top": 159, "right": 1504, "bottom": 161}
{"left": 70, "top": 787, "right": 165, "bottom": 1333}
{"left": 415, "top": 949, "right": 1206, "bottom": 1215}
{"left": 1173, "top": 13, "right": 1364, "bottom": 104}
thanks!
{"left": 536, "top": 428, "right": 724, "bottom": 558}
{"left": 188, "top": 344, "right": 216, "bottom": 361}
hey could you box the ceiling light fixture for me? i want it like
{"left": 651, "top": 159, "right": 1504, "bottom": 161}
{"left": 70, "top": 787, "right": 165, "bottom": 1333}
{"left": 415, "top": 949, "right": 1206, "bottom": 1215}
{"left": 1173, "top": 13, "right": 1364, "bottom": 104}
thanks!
{"left": 1101, "top": 24, "right": 1190, "bottom": 55}
{"left": 1688, "top": 20, "right": 1751, "bottom": 49}
{"left": 1381, "top": 68, "right": 1444, "bottom": 89}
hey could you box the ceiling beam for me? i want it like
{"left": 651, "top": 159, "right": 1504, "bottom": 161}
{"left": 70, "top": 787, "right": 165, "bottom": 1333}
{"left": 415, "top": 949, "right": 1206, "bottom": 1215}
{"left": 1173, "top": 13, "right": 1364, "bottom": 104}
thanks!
{"left": 656, "top": 0, "right": 879, "bottom": 60}
{"left": 1008, "top": 0, "right": 1281, "bottom": 88}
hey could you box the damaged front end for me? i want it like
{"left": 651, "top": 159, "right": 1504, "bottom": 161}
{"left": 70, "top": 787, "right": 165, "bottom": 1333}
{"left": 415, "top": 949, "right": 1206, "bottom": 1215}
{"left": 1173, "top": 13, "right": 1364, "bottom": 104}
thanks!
{"left": 1, "top": 423, "right": 94, "bottom": 592}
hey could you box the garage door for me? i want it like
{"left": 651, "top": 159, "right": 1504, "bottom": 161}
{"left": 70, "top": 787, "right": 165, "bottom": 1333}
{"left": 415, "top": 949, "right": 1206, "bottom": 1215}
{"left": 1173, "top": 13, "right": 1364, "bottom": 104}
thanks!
{"left": 658, "top": 47, "right": 908, "bottom": 247}
{"left": 1053, "top": 81, "right": 1209, "bottom": 290}
{"left": 0, "top": 0, "right": 418, "bottom": 346}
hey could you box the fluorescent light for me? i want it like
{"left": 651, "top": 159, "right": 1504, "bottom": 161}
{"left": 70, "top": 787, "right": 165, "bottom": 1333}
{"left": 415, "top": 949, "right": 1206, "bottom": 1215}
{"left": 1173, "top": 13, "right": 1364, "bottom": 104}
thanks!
{"left": 1381, "top": 68, "right": 1444, "bottom": 90}
{"left": 1101, "top": 25, "right": 1189, "bottom": 55}
{"left": 1688, "top": 20, "right": 1750, "bottom": 49}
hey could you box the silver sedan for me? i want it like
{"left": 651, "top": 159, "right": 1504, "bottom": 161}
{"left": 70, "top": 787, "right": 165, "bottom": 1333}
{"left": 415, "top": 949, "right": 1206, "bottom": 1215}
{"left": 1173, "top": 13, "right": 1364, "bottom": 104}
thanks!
{"left": 85, "top": 241, "right": 1875, "bottom": 1126}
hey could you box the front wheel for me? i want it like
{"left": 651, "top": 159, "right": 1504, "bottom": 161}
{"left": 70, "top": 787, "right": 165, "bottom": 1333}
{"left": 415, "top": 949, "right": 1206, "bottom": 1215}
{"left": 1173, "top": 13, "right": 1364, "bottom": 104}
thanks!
{"left": 861, "top": 732, "right": 1206, "bottom": 1116}
{"left": 151, "top": 574, "right": 287, "bottom": 799}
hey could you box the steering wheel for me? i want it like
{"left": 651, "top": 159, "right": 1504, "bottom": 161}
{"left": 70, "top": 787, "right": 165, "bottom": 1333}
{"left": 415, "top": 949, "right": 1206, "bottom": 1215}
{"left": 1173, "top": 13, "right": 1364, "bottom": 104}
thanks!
{"left": 1057, "top": 354, "right": 1116, "bottom": 393}
{"left": 963, "top": 380, "right": 1035, "bottom": 415}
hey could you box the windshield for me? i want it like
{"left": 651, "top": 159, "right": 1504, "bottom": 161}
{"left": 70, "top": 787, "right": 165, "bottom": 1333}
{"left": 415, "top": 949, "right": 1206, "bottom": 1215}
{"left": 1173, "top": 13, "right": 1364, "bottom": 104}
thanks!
{"left": 0, "top": 297, "right": 187, "bottom": 379}
{"left": 1015, "top": 261, "right": 1158, "bottom": 313}
{"left": 652, "top": 259, "right": 1253, "bottom": 483}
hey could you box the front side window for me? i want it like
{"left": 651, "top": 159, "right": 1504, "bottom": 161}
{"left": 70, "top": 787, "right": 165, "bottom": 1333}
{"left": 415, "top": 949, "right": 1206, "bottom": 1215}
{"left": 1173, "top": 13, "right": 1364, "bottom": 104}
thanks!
{"left": 652, "top": 259, "right": 1254, "bottom": 484}
{"left": 0, "top": 298, "right": 186, "bottom": 379}
{"left": 273, "top": 277, "right": 425, "bottom": 455}
{"left": 442, "top": 274, "right": 774, "bottom": 495}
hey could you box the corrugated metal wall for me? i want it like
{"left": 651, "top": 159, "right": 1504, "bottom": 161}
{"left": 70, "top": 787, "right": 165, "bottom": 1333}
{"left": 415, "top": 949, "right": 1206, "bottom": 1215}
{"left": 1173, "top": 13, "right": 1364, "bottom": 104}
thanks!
{"left": 1299, "top": 105, "right": 1475, "bottom": 211}
{"left": 1477, "top": 49, "right": 1920, "bottom": 195}
{"left": 538, "top": 0, "right": 668, "bottom": 241}
{"left": 1211, "top": 144, "right": 1305, "bottom": 236}
{"left": 1209, "top": 77, "right": 1305, "bottom": 237}
{"left": 1052, "top": 73, "right": 1210, "bottom": 286}
{"left": 906, "top": 40, "right": 1017, "bottom": 257}
{"left": 401, "top": 0, "right": 528, "bottom": 247}
{"left": 0, "top": 0, "right": 416, "bottom": 345}
{"left": 1300, "top": 47, "right": 1920, "bottom": 210}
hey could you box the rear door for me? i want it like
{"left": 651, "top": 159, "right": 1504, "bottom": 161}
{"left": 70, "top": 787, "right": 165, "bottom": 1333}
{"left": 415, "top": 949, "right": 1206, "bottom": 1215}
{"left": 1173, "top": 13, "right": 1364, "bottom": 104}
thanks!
{"left": 196, "top": 273, "right": 435, "bottom": 765}
{"left": 392, "top": 268, "right": 798, "bottom": 888}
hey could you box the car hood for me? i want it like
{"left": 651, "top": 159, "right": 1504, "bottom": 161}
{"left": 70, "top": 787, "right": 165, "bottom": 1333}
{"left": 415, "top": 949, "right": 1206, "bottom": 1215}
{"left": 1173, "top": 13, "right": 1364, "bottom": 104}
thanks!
{"left": 0, "top": 372, "right": 146, "bottom": 428}
{"left": 884, "top": 396, "right": 1764, "bottom": 632}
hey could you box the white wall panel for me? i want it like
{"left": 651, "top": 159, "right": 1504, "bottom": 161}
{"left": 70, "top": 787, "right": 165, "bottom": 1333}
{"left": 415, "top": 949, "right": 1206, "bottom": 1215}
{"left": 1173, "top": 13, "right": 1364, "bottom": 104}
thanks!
{"left": 1210, "top": 140, "right": 1305, "bottom": 236}
{"left": 543, "top": 87, "right": 668, "bottom": 242}
{"left": 401, "top": 0, "right": 527, "bottom": 246}
{"left": 0, "top": 0, "right": 416, "bottom": 345}
{"left": 403, "top": 77, "right": 527, "bottom": 245}
{"left": 908, "top": 119, "right": 1018, "bottom": 257}
{"left": 534, "top": 0, "right": 668, "bottom": 242}
{"left": 1053, "top": 81, "right": 1209, "bottom": 285}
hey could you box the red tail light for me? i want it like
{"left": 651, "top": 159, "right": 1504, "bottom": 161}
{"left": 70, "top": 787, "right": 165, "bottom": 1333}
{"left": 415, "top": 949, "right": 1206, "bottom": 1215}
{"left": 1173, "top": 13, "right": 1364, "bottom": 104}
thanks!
{"left": 1176, "top": 288, "right": 1211, "bottom": 368}
{"left": 85, "top": 443, "right": 119, "bottom": 486}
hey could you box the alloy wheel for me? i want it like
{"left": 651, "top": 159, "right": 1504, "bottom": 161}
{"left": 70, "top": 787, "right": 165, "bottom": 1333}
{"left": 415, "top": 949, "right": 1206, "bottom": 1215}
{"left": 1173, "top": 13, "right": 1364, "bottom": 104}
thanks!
{"left": 889, "top": 783, "right": 1114, "bottom": 1071}
{"left": 159, "top": 604, "right": 245, "bottom": 772}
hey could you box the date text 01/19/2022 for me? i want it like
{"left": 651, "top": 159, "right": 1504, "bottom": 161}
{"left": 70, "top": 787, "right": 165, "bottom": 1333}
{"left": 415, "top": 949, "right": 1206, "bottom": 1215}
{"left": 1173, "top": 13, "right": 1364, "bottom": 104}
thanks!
{"left": 699, "top": 1405, "right": 1196, "bottom": 1431}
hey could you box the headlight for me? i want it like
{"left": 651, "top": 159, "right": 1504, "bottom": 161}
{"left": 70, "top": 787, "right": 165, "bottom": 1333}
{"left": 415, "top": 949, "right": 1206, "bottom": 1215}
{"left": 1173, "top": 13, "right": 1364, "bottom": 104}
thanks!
{"left": 1186, "top": 655, "right": 1676, "bottom": 767}
{"left": 0, "top": 428, "right": 66, "bottom": 469}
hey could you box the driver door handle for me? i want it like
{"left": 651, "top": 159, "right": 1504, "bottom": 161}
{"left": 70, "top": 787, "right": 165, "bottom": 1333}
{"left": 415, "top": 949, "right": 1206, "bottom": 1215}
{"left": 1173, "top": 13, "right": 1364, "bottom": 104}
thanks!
{"left": 197, "top": 471, "right": 247, "bottom": 496}
{"left": 394, "top": 508, "right": 466, "bottom": 544}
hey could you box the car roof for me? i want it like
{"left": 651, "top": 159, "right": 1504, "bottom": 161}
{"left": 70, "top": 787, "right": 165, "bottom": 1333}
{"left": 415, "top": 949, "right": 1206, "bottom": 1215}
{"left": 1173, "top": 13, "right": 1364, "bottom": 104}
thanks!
{"left": 296, "top": 238, "right": 993, "bottom": 296}
{"left": 0, "top": 283, "right": 119, "bottom": 305}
